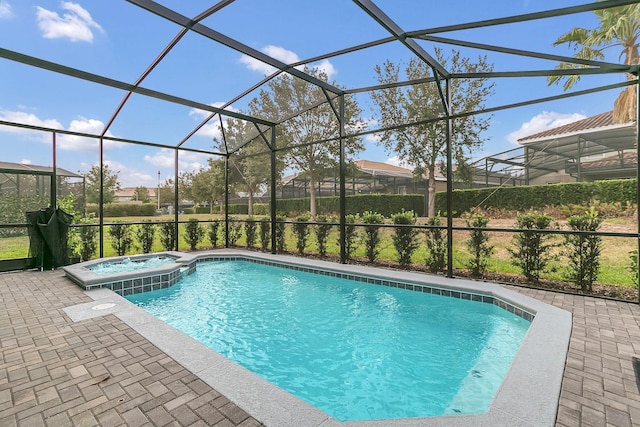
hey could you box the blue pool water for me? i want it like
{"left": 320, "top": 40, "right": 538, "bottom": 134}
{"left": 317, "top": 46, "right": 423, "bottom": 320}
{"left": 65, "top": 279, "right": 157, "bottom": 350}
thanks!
{"left": 90, "top": 256, "right": 176, "bottom": 275}
{"left": 126, "top": 260, "right": 530, "bottom": 421}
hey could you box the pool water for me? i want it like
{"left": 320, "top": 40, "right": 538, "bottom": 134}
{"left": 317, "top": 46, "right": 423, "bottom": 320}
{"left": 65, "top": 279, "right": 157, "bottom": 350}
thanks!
{"left": 126, "top": 260, "right": 530, "bottom": 421}
{"left": 90, "top": 256, "right": 176, "bottom": 275}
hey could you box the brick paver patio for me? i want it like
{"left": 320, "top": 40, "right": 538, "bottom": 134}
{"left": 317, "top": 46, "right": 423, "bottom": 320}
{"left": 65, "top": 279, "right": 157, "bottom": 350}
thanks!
{"left": 1, "top": 269, "right": 639, "bottom": 426}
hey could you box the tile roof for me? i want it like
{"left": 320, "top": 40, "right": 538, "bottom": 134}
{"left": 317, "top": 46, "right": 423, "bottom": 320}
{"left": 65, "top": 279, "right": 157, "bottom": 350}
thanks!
{"left": 517, "top": 111, "right": 630, "bottom": 143}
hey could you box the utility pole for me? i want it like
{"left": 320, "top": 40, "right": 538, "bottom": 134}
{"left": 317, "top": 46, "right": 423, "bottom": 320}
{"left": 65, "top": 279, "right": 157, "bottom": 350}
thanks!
{"left": 157, "top": 171, "right": 160, "bottom": 211}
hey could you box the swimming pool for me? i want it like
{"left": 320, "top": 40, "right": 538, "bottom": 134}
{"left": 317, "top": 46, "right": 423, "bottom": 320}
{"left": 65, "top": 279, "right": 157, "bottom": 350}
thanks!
{"left": 64, "top": 250, "right": 572, "bottom": 426}
{"left": 126, "top": 259, "right": 531, "bottom": 421}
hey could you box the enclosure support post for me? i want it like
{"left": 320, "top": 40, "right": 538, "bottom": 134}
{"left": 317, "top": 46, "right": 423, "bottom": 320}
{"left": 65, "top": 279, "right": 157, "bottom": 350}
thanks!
{"left": 51, "top": 132, "right": 57, "bottom": 209}
{"left": 339, "top": 95, "right": 347, "bottom": 264}
{"left": 99, "top": 137, "right": 104, "bottom": 258}
{"left": 632, "top": 75, "right": 640, "bottom": 304}
{"left": 525, "top": 147, "right": 530, "bottom": 186}
{"left": 270, "top": 126, "right": 277, "bottom": 254}
{"left": 446, "top": 79, "right": 454, "bottom": 278}
{"left": 224, "top": 155, "right": 229, "bottom": 248}
{"left": 174, "top": 149, "right": 179, "bottom": 251}
{"left": 577, "top": 137, "right": 583, "bottom": 182}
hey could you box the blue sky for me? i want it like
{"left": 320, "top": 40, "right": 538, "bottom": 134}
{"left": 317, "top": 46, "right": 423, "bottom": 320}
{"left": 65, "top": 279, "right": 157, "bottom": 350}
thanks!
{"left": 0, "top": 0, "right": 627, "bottom": 187}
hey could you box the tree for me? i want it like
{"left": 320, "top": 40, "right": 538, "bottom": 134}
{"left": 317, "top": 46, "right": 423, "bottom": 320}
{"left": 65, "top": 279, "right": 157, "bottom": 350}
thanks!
{"left": 372, "top": 49, "right": 494, "bottom": 217}
{"left": 132, "top": 186, "right": 150, "bottom": 202}
{"left": 158, "top": 180, "right": 173, "bottom": 207}
{"left": 84, "top": 164, "right": 120, "bottom": 204}
{"left": 191, "top": 158, "right": 226, "bottom": 214}
{"left": 249, "top": 67, "right": 364, "bottom": 220}
{"left": 177, "top": 171, "right": 194, "bottom": 206}
{"left": 214, "top": 117, "right": 275, "bottom": 216}
{"left": 548, "top": 2, "right": 640, "bottom": 123}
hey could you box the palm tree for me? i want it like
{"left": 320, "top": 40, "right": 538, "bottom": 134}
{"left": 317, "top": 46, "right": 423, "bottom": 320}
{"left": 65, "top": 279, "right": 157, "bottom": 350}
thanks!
{"left": 548, "top": 3, "right": 639, "bottom": 123}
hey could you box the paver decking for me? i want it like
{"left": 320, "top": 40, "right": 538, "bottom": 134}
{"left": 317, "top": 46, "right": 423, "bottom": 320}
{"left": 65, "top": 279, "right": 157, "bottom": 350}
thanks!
{"left": 1, "top": 269, "right": 639, "bottom": 426}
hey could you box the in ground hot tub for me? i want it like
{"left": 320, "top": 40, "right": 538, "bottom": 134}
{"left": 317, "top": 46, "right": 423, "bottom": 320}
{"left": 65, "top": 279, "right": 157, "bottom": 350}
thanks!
{"left": 63, "top": 251, "right": 197, "bottom": 295}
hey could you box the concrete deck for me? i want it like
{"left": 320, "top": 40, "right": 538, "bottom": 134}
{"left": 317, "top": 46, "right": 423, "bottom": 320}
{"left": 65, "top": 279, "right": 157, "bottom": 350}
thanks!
{"left": 1, "top": 268, "right": 639, "bottom": 426}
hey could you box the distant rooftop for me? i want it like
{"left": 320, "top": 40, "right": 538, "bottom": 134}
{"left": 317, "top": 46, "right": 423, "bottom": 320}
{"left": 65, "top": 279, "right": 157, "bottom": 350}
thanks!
{"left": 0, "top": 161, "right": 82, "bottom": 178}
{"left": 518, "top": 111, "right": 634, "bottom": 144}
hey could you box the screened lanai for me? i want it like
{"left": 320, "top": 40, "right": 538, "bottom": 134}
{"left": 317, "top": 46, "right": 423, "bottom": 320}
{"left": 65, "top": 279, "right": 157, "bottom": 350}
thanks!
{"left": 0, "top": 0, "right": 638, "bottom": 275}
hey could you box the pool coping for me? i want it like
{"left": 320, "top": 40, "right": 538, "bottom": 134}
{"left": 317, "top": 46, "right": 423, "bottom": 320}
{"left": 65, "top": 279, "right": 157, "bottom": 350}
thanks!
{"left": 63, "top": 249, "right": 572, "bottom": 427}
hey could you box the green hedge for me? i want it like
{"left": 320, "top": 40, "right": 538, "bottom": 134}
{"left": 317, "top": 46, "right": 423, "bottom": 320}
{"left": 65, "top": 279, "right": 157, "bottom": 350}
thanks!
{"left": 251, "top": 194, "right": 424, "bottom": 217}
{"left": 87, "top": 203, "right": 157, "bottom": 217}
{"left": 186, "top": 205, "right": 249, "bottom": 215}
{"left": 434, "top": 178, "right": 637, "bottom": 214}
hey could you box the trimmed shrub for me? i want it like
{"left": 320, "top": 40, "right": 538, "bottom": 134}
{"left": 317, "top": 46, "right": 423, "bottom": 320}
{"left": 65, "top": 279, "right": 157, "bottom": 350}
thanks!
{"left": 465, "top": 213, "right": 494, "bottom": 278}
{"left": 259, "top": 219, "right": 270, "bottom": 251}
{"left": 293, "top": 214, "right": 311, "bottom": 255}
{"left": 184, "top": 218, "right": 204, "bottom": 250}
{"left": 136, "top": 221, "right": 156, "bottom": 253}
{"left": 228, "top": 217, "right": 243, "bottom": 246}
{"left": 159, "top": 222, "right": 176, "bottom": 251}
{"left": 78, "top": 218, "right": 97, "bottom": 261}
{"left": 508, "top": 212, "right": 558, "bottom": 281}
{"left": 208, "top": 220, "right": 220, "bottom": 247}
{"left": 391, "top": 210, "right": 419, "bottom": 267}
{"left": 629, "top": 249, "right": 639, "bottom": 288}
{"left": 563, "top": 207, "right": 602, "bottom": 292}
{"left": 361, "top": 211, "right": 385, "bottom": 263}
{"left": 108, "top": 223, "right": 133, "bottom": 256}
{"left": 314, "top": 215, "right": 334, "bottom": 257}
{"left": 275, "top": 214, "right": 287, "bottom": 253}
{"left": 343, "top": 214, "right": 359, "bottom": 260}
{"left": 424, "top": 216, "right": 446, "bottom": 273}
{"left": 245, "top": 217, "right": 257, "bottom": 248}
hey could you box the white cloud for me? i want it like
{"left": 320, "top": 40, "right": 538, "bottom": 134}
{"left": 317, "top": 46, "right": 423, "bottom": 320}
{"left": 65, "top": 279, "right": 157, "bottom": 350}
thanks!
{"left": 506, "top": 111, "right": 586, "bottom": 144}
{"left": 314, "top": 59, "right": 336, "bottom": 80}
{"left": 58, "top": 117, "right": 120, "bottom": 150}
{"left": 20, "top": 158, "right": 32, "bottom": 165}
{"left": 358, "top": 117, "right": 381, "bottom": 143}
{"left": 188, "top": 102, "right": 240, "bottom": 140}
{"left": 240, "top": 45, "right": 336, "bottom": 79}
{"left": 36, "top": 1, "right": 103, "bottom": 42}
{"left": 0, "top": 110, "right": 63, "bottom": 142}
{"left": 386, "top": 156, "right": 411, "bottom": 169}
{"left": 101, "top": 160, "right": 156, "bottom": 188}
{"left": 0, "top": 109, "right": 120, "bottom": 151}
{"left": 144, "top": 148, "right": 206, "bottom": 173}
{"left": 0, "top": 1, "right": 13, "bottom": 19}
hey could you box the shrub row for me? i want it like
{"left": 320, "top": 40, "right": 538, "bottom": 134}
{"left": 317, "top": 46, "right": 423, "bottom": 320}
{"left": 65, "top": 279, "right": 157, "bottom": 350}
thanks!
{"left": 86, "top": 203, "right": 157, "bottom": 217}
{"left": 435, "top": 178, "right": 637, "bottom": 214}
{"left": 251, "top": 194, "right": 424, "bottom": 217}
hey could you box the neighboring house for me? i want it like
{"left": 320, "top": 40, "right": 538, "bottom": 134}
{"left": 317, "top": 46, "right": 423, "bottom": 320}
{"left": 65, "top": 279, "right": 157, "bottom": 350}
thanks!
{"left": 280, "top": 160, "right": 430, "bottom": 199}
{"left": 114, "top": 187, "right": 158, "bottom": 203}
{"left": 518, "top": 111, "right": 637, "bottom": 185}
{"left": 472, "top": 111, "right": 637, "bottom": 186}
{"left": 280, "top": 159, "right": 515, "bottom": 200}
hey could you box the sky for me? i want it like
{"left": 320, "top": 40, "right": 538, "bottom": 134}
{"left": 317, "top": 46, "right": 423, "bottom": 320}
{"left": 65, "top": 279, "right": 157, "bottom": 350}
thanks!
{"left": 0, "top": 0, "right": 628, "bottom": 188}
